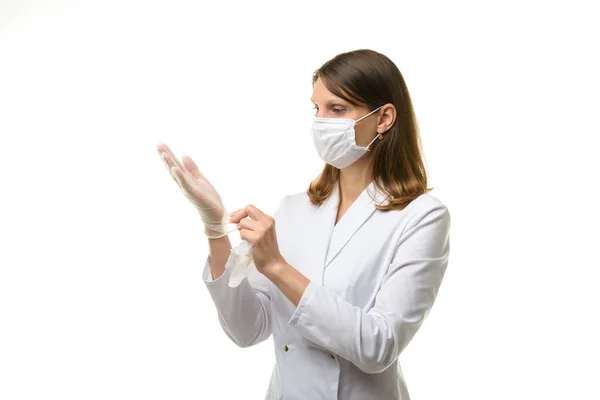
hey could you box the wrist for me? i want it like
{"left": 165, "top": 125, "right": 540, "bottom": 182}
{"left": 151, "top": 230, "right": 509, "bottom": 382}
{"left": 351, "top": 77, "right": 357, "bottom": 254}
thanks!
{"left": 204, "top": 224, "right": 227, "bottom": 239}
{"left": 262, "top": 258, "right": 288, "bottom": 281}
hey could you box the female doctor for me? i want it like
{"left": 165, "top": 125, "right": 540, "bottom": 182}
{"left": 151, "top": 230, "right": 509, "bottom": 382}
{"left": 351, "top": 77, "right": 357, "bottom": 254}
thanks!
{"left": 157, "top": 49, "right": 451, "bottom": 400}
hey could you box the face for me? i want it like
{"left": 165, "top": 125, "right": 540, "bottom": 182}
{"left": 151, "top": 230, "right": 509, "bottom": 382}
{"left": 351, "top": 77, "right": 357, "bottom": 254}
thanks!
{"left": 311, "top": 77, "right": 382, "bottom": 148}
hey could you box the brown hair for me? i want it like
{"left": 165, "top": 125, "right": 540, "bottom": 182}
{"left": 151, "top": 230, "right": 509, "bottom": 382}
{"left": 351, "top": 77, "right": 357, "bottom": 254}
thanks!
{"left": 307, "top": 49, "right": 434, "bottom": 211}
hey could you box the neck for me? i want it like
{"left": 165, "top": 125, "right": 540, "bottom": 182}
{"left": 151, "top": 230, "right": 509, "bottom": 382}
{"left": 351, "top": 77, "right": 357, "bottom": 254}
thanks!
{"left": 338, "top": 155, "right": 374, "bottom": 204}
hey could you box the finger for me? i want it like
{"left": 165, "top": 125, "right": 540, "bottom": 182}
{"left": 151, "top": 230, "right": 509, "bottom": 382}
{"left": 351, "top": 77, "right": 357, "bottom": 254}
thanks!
{"left": 246, "top": 204, "right": 266, "bottom": 221}
{"left": 160, "top": 153, "right": 180, "bottom": 184}
{"left": 157, "top": 142, "right": 186, "bottom": 173}
{"left": 157, "top": 143, "right": 174, "bottom": 166}
{"left": 160, "top": 150, "right": 178, "bottom": 170}
{"left": 159, "top": 152, "right": 172, "bottom": 172}
{"left": 162, "top": 152, "right": 196, "bottom": 185}
{"left": 170, "top": 165, "right": 195, "bottom": 193}
{"left": 237, "top": 218, "right": 260, "bottom": 232}
{"left": 229, "top": 208, "right": 249, "bottom": 223}
{"left": 159, "top": 152, "right": 181, "bottom": 185}
{"left": 239, "top": 228, "right": 258, "bottom": 244}
{"left": 181, "top": 153, "right": 208, "bottom": 181}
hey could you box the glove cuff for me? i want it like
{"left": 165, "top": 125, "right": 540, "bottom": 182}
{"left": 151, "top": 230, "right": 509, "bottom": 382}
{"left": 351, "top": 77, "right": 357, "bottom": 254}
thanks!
{"left": 202, "top": 212, "right": 238, "bottom": 239}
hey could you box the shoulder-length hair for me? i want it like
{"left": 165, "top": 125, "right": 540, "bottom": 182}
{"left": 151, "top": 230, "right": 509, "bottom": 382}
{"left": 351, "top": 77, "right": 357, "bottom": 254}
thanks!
{"left": 307, "top": 49, "right": 434, "bottom": 211}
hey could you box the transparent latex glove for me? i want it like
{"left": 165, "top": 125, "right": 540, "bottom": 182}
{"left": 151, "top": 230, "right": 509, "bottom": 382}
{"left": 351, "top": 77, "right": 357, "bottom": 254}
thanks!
{"left": 157, "top": 142, "right": 237, "bottom": 239}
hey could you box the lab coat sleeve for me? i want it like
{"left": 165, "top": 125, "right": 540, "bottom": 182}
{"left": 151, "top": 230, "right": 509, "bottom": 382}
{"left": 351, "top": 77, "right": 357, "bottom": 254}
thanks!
{"left": 287, "top": 203, "right": 451, "bottom": 374}
{"left": 202, "top": 258, "right": 272, "bottom": 348}
{"left": 201, "top": 196, "right": 287, "bottom": 348}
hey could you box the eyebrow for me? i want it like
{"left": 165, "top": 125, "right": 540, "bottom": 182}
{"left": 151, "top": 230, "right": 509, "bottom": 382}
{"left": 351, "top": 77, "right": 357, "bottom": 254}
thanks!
{"left": 310, "top": 98, "right": 348, "bottom": 105}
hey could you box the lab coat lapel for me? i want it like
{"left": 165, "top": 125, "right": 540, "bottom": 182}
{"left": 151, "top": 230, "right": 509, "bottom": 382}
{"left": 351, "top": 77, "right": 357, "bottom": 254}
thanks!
{"left": 324, "top": 180, "right": 387, "bottom": 268}
{"left": 309, "top": 182, "right": 339, "bottom": 285}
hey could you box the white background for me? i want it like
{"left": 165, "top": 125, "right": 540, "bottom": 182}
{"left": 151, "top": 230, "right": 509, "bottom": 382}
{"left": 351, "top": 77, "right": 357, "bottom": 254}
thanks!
{"left": 1, "top": 1, "right": 599, "bottom": 399}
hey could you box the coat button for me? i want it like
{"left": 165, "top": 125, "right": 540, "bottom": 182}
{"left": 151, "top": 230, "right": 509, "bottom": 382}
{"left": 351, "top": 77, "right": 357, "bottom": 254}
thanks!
{"left": 329, "top": 353, "right": 335, "bottom": 359}
{"left": 284, "top": 345, "right": 289, "bottom": 352}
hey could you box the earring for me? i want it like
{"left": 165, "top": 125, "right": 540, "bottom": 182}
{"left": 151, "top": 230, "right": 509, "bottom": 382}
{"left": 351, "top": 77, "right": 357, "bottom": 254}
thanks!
{"left": 377, "top": 132, "right": 384, "bottom": 140}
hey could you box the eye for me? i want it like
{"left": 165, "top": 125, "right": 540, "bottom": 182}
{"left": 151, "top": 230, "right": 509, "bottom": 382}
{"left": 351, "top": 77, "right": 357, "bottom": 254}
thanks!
{"left": 312, "top": 106, "right": 346, "bottom": 115}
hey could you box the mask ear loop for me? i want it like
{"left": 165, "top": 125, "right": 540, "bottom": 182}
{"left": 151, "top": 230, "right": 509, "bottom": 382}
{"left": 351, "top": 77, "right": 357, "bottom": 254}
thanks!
{"left": 354, "top": 104, "right": 385, "bottom": 151}
{"left": 358, "top": 105, "right": 385, "bottom": 151}
{"left": 355, "top": 105, "right": 384, "bottom": 124}
{"left": 365, "top": 130, "right": 384, "bottom": 151}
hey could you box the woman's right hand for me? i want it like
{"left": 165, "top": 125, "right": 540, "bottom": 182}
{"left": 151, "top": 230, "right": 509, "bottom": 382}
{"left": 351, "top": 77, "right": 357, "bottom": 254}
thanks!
{"left": 157, "top": 142, "right": 232, "bottom": 238}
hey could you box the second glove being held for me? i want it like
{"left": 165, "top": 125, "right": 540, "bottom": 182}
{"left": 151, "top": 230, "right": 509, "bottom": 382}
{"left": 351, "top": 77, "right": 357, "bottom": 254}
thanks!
{"left": 224, "top": 240, "right": 256, "bottom": 287}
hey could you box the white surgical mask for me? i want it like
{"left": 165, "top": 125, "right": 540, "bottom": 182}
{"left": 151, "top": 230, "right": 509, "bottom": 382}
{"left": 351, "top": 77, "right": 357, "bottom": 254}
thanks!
{"left": 310, "top": 105, "right": 384, "bottom": 169}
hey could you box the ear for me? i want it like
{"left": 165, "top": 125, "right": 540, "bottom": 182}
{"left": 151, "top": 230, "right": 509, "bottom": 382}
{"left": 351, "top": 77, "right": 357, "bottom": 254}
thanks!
{"left": 378, "top": 104, "right": 396, "bottom": 133}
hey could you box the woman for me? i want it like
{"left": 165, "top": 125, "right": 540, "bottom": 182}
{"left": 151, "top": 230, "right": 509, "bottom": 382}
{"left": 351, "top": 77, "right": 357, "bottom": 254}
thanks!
{"left": 157, "top": 49, "right": 451, "bottom": 400}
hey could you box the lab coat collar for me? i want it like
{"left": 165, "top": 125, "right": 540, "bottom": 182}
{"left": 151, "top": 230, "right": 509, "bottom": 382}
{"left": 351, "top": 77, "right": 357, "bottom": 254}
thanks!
{"left": 323, "top": 178, "right": 388, "bottom": 268}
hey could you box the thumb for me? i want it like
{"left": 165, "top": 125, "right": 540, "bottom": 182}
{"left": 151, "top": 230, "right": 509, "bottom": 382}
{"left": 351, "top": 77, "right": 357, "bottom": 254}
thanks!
{"left": 182, "top": 153, "right": 207, "bottom": 180}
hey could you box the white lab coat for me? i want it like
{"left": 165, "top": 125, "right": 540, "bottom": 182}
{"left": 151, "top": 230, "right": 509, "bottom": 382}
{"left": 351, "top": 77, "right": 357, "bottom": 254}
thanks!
{"left": 202, "top": 179, "right": 451, "bottom": 400}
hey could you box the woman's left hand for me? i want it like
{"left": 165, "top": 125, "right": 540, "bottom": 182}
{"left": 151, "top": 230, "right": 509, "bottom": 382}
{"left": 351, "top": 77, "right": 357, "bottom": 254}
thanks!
{"left": 229, "top": 204, "right": 285, "bottom": 275}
